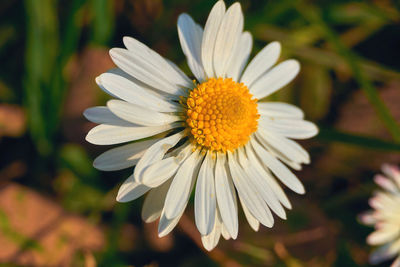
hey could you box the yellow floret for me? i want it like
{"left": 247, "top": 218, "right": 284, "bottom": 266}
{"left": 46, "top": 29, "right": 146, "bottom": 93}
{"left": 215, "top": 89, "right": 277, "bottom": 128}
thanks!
{"left": 184, "top": 77, "right": 259, "bottom": 152}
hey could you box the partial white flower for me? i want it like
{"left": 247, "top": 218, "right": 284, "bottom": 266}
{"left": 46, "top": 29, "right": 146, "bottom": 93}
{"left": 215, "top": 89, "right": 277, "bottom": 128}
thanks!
{"left": 359, "top": 164, "right": 400, "bottom": 266}
{"left": 85, "top": 0, "right": 318, "bottom": 251}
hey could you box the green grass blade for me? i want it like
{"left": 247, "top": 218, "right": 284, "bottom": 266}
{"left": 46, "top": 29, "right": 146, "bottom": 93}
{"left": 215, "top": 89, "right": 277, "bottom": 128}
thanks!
{"left": 90, "top": 0, "right": 114, "bottom": 45}
{"left": 317, "top": 127, "right": 400, "bottom": 151}
{"left": 24, "top": 0, "right": 87, "bottom": 156}
{"left": 24, "top": 0, "right": 59, "bottom": 155}
{"left": 48, "top": 0, "right": 86, "bottom": 133}
{"left": 297, "top": 3, "right": 400, "bottom": 143}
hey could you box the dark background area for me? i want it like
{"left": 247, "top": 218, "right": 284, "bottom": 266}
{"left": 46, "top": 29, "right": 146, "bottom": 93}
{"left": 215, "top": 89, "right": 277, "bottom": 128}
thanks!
{"left": 0, "top": 0, "right": 400, "bottom": 266}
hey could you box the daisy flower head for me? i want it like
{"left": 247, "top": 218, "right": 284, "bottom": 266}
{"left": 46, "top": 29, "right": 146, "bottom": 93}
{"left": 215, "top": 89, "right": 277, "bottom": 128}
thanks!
{"left": 359, "top": 164, "right": 400, "bottom": 266}
{"left": 85, "top": 0, "right": 318, "bottom": 250}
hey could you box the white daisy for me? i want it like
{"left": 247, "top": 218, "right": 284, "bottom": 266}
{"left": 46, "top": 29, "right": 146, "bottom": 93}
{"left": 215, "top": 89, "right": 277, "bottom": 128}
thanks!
{"left": 359, "top": 164, "right": 400, "bottom": 267}
{"left": 85, "top": 0, "right": 318, "bottom": 251}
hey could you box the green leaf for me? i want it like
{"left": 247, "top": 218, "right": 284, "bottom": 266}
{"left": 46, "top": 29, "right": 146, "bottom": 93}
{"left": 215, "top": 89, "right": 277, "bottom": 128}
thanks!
{"left": 317, "top": 127, "right": 400, "bottom": 151}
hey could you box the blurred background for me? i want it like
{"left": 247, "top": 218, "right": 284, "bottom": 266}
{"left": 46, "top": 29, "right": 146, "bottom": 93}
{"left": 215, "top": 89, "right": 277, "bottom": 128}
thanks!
{"left": 1, "top": 0, "right": 400, "bottom": 266}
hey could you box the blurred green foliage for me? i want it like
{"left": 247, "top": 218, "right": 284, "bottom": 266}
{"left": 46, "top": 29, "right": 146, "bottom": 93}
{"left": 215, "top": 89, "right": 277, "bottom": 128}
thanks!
{"left": 0, "top": 0, "right": 399, "bottom": 266}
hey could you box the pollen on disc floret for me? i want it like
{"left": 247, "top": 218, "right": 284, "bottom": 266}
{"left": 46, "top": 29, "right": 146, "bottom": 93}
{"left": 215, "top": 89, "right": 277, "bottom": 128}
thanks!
{"left": 183, "top": 77, "right": 259, "bottom": 152}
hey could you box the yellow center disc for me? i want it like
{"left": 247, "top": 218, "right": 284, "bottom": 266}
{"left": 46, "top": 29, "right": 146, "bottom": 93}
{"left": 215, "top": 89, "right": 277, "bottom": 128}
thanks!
{"left": 185, "top": 77, "right": 259, "bottom": 152}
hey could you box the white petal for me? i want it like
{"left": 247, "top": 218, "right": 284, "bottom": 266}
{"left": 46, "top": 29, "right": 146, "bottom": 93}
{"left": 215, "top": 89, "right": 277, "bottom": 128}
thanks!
{"left": 392, "top": 257, "right": 400, "bottom": 267}
{"left": 367, "top": 229, "right": 399, "bottom": 245}
{"left": 215, "top": 152, "right": 238, "bottom": 239}
{"left": 245, "top": 143, "right": 292, "bottom": 209}
{"left": 258, "top": 102, "right": 304, "bottom": 119}
{"left": 227, "top": 152, "right": 274, "bottom": 228}
{"left": 165, "top": 59, "right": 193, "bottom": 91}
{"left": 177, "top": 14, "right": 206, "bottom": 81}
{"left": 369, "top": 195, "right": 385, "bottom": 210}
{"left": 213, "top": 3, "right": 243, "bottom": 77}
{"left": 238, "top": 194, "right": 260, "bottom": 231}
{"left": 195, "top": 152, "right": 216, "bottom": 235}
{"left": 158, "top": 209, "right": 183, "bottom": 237}
{"left": 141, "top": 157, "right": 179, "bottom": 188}
{"left": 116, "top": 174, "right": 150, "bottom": 202}
{"left": 110, "top": 48, "right": 185, "bottom": 95}
{"left": 225, "top": 31, "right": 252, "bottom": 82}
{"left": 358, "top": 211, "right": 377, "bottom": 225}
{"left": 382, "top": 164, "right": 400, "bottom": 188}
{"left": 250, "top": 138, "right": 305, "bottom": 194}
{"left": 96, "top": 75, "right": 119, "bottom": 99}
{"left": 201, "top": 0, "right": 226, "bottom": 78}
{"left": 374, "top": 174, "right": 399, "bottom": 193}
{"left": 220, "top": 222, "right": 231, "bottom": 240}
{"left": 141, "top": 144, "right": 193, "bottom": 187}
{"left": 122, "top": 36, "right": 192, "bottom": 88}
{"left": 85, "top": 123, "right": 180, "bottom": 145}
{"left": 84, "top": 106, "right": 132, "bottom": 126}
{"left": 93, "top": 138, "right": 159, "bottom": 171}
{"left": 240, "top": 42, "right": 281, "bottom": 87}
{"left": 134, "top": 131, "right": 185, "bottom": 182}
{"left": 259, "top": 117, "right": 319, "bottom": 139}
{"left": 256, "top": 129, "right": 305, "bottom": 171}
{"left": 164, "top": 150, "right": 202, "bottom": 219}
{"left": 264, "top": 172, "right": 292, "bottom": 209}
{"left": 277, "top": 157, "right": 302, "bottom": 171}
{"left": 142, "top": 179, "right": 172, "bottom": 223}
{"left": 250, "top": 59, "right": 300, "bottom": 100}
{"left": 256, "top": 130, "right": 310, "bottom": 164}
{"left": 237, "top": 148, "right": 287, "bottom": 219}
{"left": 369, "top": 244, "right": 397, "bottom": 265}
{"left": 104, "top": 68, "right": 178, "bottom": 100}
{"left": 107, "top": 99, "right": 180, "bottom": 127}
{"left": 201, "top": 209, "right": 222, "bottom": 251}
{"left": 389, "top": 240, "right": 400, "bottom": 255}
{"left": 99, "top": 72, "right": 179, "bottom": 112}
